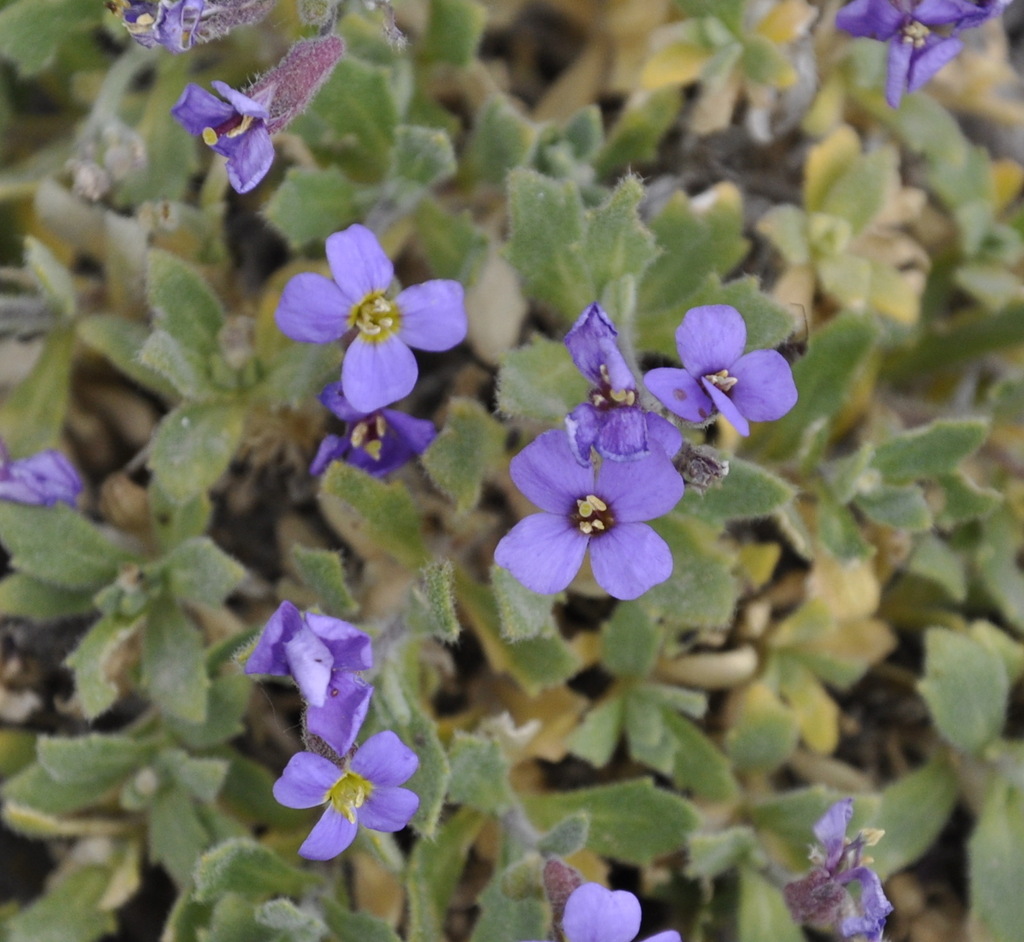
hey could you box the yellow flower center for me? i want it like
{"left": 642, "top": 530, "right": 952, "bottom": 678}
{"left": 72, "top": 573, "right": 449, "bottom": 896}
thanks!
{"left": 703, "top": 368, "right": 738, "bottom": 393}
{"left": 325, "top": 769, "right": 373, "bottom": 823}
{"left": 589, "top": 364, "right": 636, "bottom": 409}
{"left": 348, "top": 292, "right": 401, "bottom": 344}
{"left": 202, "top": 114, "right": 254, "bottom": 146}
{"left": 350, "top": 414, "right": 388, "bottom": 461}
{"left": 572, "top": 494, "right": 614, "bottom": 536}
{"left": 901, "top": 21, "right": 930, "bottom": 47}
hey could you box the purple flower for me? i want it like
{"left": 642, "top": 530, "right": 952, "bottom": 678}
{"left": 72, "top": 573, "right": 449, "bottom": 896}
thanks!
{"left": 0, "top": 442, "right": 82, "bottom": 507}
{"left": 950, "top": 0, "right": 1013, "bottom": 30}
{"left": 836, "top": 0, "right": 967, "bottom": 107}
{"left": 521, "top": 883, "right": 682, "bottom": 942}
{"left": 310, "top": 382, "right": 436, "bottom": 478}
{"left": 244, "top": 601, "right": 373, "bottom": 755}
{"left": 643, "top": 304, "right": 797, "bottom": 438}
{"left": 171, "top": 81, "right": 274, "bottom": 193}
{"left": 272, "top": 730, "right": 420, "bottom": 860}
{"left": 171, "top": 36, "right": 343, "bottom": 193}
{"left": 275, "top": 225, "right": 467, "bottom": 413}
{"left": 784, "top": 798, "right": 894, "bottom": 942}
{"left": 112, "top": 0, "right": 205, "bottom": 52}
{"left": 564, "top": 303, "right": 682, "bottom": 465}
{"left": 494, "top": 429, "right": 683, "bottom": 600}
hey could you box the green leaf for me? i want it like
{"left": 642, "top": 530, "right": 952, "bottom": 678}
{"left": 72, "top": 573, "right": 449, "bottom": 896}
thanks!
{"left": 166, "top": 675, "right": 250, "bottom": 750}
{"left": 491, "top": 564, "right": 558, "bottom": 641}
{"left": 817, "top": 146, "right": 898, "bottom": 236}
{"left": 724, "top": 682, "right": 799, "bottom": 773}
{"left": 407, "top": 558, "right": 462, "bottom": 641}
{"left": 974, "top": 513, "right": 1024, "bottom": 633}
{"left": 737, "top": 867, "right": 806, "bottom": 942}
{"left": 469, "top": 864, "right": 548, "bottom": 942}
{"left": 870, "top": 753, "right": 959, "bottom": 878}
{"left": 463, "top": 96, "right": 538, "bottom": 185}
{"left": 447, "top": 732, "right": 513, "bottom": 814}
{"left": 291, "top": 545, "right": 357, "bottom": 616}
{"left": 390, "top": 124, "right": 457, "bottom": 199}
{"left": 414, "top": 198, "right": 489, "bottom": 283}
{"left": 320, "top": 462, "right": 430, "bottom": 570}
{"left": 680, "top": 457, "right": 795, "bottom": 525}
{"left": 568, "top": 694, "right": 625, "bottom": 767}
{"left": 162, "top": 537, "right": 245, "bottom": 606}
{"left": 322, "top": 905, "right": 403, "bottom": 942}
{"left": 422, "top": 0, "right": 486, "bottom": 66}
{"left": 495, "top": 335, "right": 588, "bottom": 422}
{"left": 662, "top": 710, "right": 739, "bottom": 801}
{"left": 855, "top": 482, "right": 932, "bottom": 531}
{"left": 141, "top": 601, "right": 210, "bottom": 725}
{"left": 919, "top": 627, "right": 1008, "bottom": 753}
{"left": 77, "top": 314, "right": 178, "bottom": 399}
{"left": 37, "top": 733, "right": 154, "bottom": 791}
{"left": 0, "top": 0, "right": 100, "bottom": 75}
{"left": 255, "top": 899, "right": 328, "bottom": 942}
{"left": 193, "top": 839, "right": 318, "bottom": 902}
{"left": 24, "top": 236, "right": 75, "bottom": 318}
{"left": 969, "top": 780, "right": 1024, "bottom": 942}
{"left": 536, "top": 811, "right": 590, "bottom": 857}
{"left": 147, "top": 249, "right": 224, "bottom": 355}
{"left": 757, "top": 311, "right": 878, "bottom": 460}
{"left": 0, "top": 572, "right": 95, "bottom": 617}
{"left": 66, "top": 614, "right": 142, "bottom": 719}
{"left": 422, "top": 397, "right": 505, "bottom": 513}
{"left": 601, "top": 602, "right": 661, "bottom": 678}
{"left": 138, "top": 329, "right": 213, "bottom": 399}
{"left": 523, "top": 778, "right": 699, "bottom": 865}
{"left": 0, "top": 502, "right": 136, "bottom": 590}
{"left": 149, "top": 401, "right": 247, "bottom": 504}
{"left": 5, "top": 866, "right": 115, "bottom": 942}
{"left": 594, "top": 87, "right": 681, "bottom": 177}
{"left": 149, "top": 783, "right": 217, "bottom": 886}
{"left": 872, "top": 418, "right": 989, "bottom": 482}
{"left": 0, "top": 325, "right": 74, "bottom": 454}
{"left": 686, "top": 827, "right": 758, "bottom": 879}
{"left": 264, "top": 167, "right": 361, "bottom": 249}
{"left": 256, "top": 342, "right": 340, "bottom": 407}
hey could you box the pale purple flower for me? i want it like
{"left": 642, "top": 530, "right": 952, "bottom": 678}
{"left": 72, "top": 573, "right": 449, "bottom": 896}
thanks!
{"left": 950, "top": 0, "right": 1013, "bottom": 30}
{"left": 244, "top": 601, "right": 373, "bottom": 755}
{"left": 171, "top": 81, "right": 274, "bottom": 193}
{"left": 784, "top": 798, "right": 893, "bottom": 942}
{"left": 564, "top": 303, "right": 682, "bottom": 465}
{"left": 494, "top": 429, "right": 683, "bottom": 600}
{"left": 836, "top": 0, "right": 967, "bottom": 107}
{"left": 311, "top": 382, "right": 436, "bottom": 478}
{"left": 272, "top": 730, "right": 420, "bottom": 860}
{"left": 114, "top": 0, "right": 205, "bottom": 52}
{"left": 643, "top": 305, "right": 797, "bottom": 437}
{"left": 275, "top": 225, "right": 467, "bottom": 413}
{"left": 0, "top": 441, "right": 82, "bottom": 507}
{"left": 521, "top": 883, "right": 682, "bottom": 942}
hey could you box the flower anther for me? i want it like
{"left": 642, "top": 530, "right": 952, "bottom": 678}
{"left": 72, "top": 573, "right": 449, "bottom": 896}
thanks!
{"left": 326, "top": 769, "right": 373, "bottom": 822}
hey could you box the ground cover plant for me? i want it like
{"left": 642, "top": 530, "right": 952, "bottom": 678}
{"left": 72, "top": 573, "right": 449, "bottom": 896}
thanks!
{"left": 1, "top": 0, "right": 1023, "bottom": 939}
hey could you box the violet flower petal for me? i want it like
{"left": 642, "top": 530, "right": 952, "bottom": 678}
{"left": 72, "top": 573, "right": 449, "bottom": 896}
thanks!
{"left": 341, "top": 335, "right": 418, "bottom": 413}
{"left": 359, "top": 786, "right": 420, "bottom": 832}
{"left": 383, "top": 410, "right": 437, "bottom": 457}
{"left": 907, "top": 34, "right": 963, "bottom": 91}
{"left": 642, "top": 934, "right": 683, "bottom": 942}
{"left": 304, "top": 613, "right": 373, "bottom": 670}
{"left": 562, "top": 883, "right": 642, "bottom": 942}
{"left": 814, "top": 798, "right": 853, "bottom": 871}
{"left": 588, "top": 523, "right": 674, "bottom": 600}
{"left": 594, "top": 408, "right": 649, "bottom": 462}
{"left": 284, "top": 624, "right": 334, "bottom": 707}
{"left": 645, "top": 413, "right": 683, "bottom": 459}
{"left": 245, "top": 601, "right": 305, "bottom": 675}
{"left": 394, "top": 280, "right": 467, "bottom": 352}
{"left": 728, "top": 349, "right": 798, "bottom": 422}
{"left": 596, "top": 451, "right": 684, "bottom": 523}
{"left": 494, "top": 513, "right": 588, "bottom": 595}
{"left": 676, "top": 304, "right": 746, "bottom": 378}
{"left": 272, "top": 752, "right": 337, "bottom": 808}
{"left": 0, "top": 450, "right": 82, "bottom": 506}
{"left": 564, "top": 303, "right": 634, "bottom": 390}
{"left": 220, "top": 124, "right": 274, "bottom": 194}
{"left": 835, "top": 0, "right": 903, "bottom": 37}
{"left": 319, "top": 382, "right": 363, "bottom": 421}
{"left": 350, "top": 730, "right": 419, "bottom": 787}
{"left": 304, "top": 675, "right": 373, "bottom": 757}
{"left": 299, "top": 807, "right": 358, "bottom": 860}
{"left": 325, "top": 225, "right": 394, "bottom": 309}
{"left": 886, "top": 38, "right": 914, "bottom": 107}
{"left": 565, "top": 402, "right": 604, "bottom": 466}
{"left": 211, "top": 80, "right": 270, "bottom": 119}
{"left": 170, "top": 84, "right": 235, "bottom": 135}
{"left": 915, "top": 0, "right": 971, "bottom": 25}
{"left": 838, "top": 866, "right": 893, "bottom": 941}
{"left": 310, "top": 434, "right": 348, "bottom": 476}
{"left": 643, "top": 367, "right": 714, "bottom": 423}
{"left": 509, "top": 429, "right": 594, "bottom": 514}
{"left": 275, "top": 273, "right": 347, "bottom": 343}
{"left": 702, "top": 380, "right": 751, "bottom": 436}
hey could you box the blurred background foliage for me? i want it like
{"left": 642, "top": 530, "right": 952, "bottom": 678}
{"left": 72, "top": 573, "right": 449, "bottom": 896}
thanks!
{"left": 0, "top": 0, "right": 1023, "bottom": 940}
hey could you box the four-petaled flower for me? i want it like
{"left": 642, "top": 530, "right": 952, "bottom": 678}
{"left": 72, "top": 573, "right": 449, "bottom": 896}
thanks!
{"left": 494, "top": 429, "right": 684, "bottom": 600}
{"left": 784, "top": 798, "right": 894, "bottom": 942}
{"left": 171, "top": 80, "right": 274, "bottom": 193}
{"left": 244, "top": 601, "right": 374, "bottom": 755}
{"left": 835, "top": 0, "right": 968, "bottom": 107}
{"left": 643, "top": 304, "right": 797, "bottom": 437}
{"left": 275, "top": 224, "right": 467, "bottom": 413}
{"left": 0, "top": 441, "right": 82, "bottom": 507}
{"left": 521, "top": 882, "right": 682, "bottom": 942}
{"left": 273, "top": 730, "right": 420, "bottom": 860}
{"left": 310, "top": 382, "right": 436, "bottom": 478}
{"left": 563, "top": 303, "right": 681, "bottom": 466}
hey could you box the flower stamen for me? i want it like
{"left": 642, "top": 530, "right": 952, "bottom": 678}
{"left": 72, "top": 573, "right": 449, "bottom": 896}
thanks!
{"left": 348, "top": 293, "right": 401, "bottom": 342}
{"left": 901, "top": 21, "right": 930, "bottom": 47}
{"left": 704, "top": 369, "right": 738, "bottom": 392}
{"left": 572, "top": 494, "right": 613, "bottom": 535}
{"left": 325, "top": 769, "right": 373, "bottom": 823}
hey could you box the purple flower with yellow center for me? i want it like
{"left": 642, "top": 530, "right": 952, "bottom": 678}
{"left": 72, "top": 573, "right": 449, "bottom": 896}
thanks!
{"left": 643, "top": 304, "right": 797, "bottom": 437}
{"left": 0, "top": 441, "right": 82, "bottom": 507}
{"left": 564, "top": 303, "right": 682, "bottom": 465}
{"left": 521, "top": 882, "right": 682, "bottom": 942}
{"left": 171, "top": 80, "right": 274, "bottom": 193}
{"left": 784, "top": 798, "right": 893, "bottom": 942}
{"left": 110, "top": 0, "right": 204, "bottom": 52}
{"left": 494, "top": 429, "right": 683, "bottom": 600}
{"left": 275, "top": 224, "right": 467, "bottom": 413}
{"left": 310, "top": 382, "right": 436, "bottom": 479}
{"left": 836, "top": 0, "right": 967, "bottom": 107}
{"left": 244, "top": 601, "right": 373, "bottom": 755}
{"left": 273, "top": 730, "right": 419, "bottom": 860}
